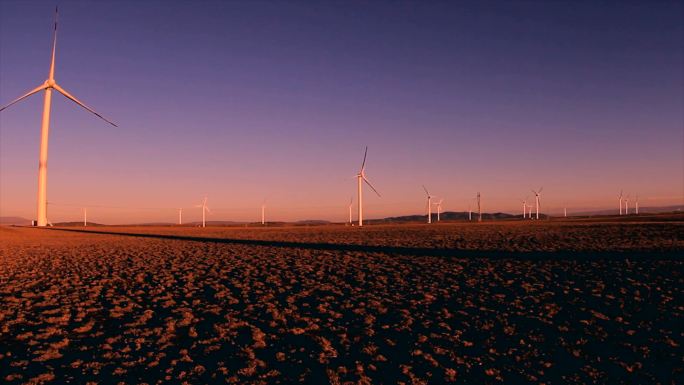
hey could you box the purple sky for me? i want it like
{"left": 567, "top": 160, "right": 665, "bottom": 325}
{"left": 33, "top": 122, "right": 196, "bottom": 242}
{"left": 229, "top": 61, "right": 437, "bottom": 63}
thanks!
{"left": 1, "top": 1, "right": 682, "bottom": 224}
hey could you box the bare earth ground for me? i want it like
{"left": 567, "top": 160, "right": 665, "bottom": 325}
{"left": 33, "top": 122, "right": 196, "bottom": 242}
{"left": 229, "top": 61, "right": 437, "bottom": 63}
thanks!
{"left": 0, "top": 219, "right": 682, "bottom": 384}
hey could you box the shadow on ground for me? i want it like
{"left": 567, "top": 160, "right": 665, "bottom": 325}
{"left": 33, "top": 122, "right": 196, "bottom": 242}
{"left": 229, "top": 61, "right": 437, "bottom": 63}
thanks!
{"left": 43, "top": 227, "right": 682, "bottom": 261}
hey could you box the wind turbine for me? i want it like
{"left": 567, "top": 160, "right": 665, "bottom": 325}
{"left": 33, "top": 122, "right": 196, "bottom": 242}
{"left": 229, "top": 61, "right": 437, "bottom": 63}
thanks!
{"left": 348, "top": 197, "right": 353, "bottom": 225}
{"left": 618, "top": 190, "right": 624, "bottom": 215}
{"left": 0, "top": 8, "right": 117, "bottom": 227}
{"left": 624, "top": 195, "right": 630, "bottom": 215}
{"left": 635, "top": 195, "right": 639, "bottom": 215}
{"left": 521, "top": 197, "right": 528, "bottom": 219}
{"left": 178, "top": 208, "right": 183, "bottom": 225}
{"left": 477, "top": 192, "right": 482, "bottom": 222}
{"left": 196, "top": 197, "right": 210, "bottom": 228}
{"left": 433, "top": 199, "right": 443, "bottom": 222}
{"left": 423, "top": 186, "right": 433, "bottom": 224}
{"left": 531, "top": 187, "right": 543, "bottom": 220}
{"left": 261, "top": 200, "right": 266, "bottom": 225}
{"left": 83, "top": 207, "right": 87, "bottom": 227}
{"left": 355, "top": 147, "right": 381, "bottom": 227}
{"left": 468, "top": 202, "right": 472, "bottom": 221}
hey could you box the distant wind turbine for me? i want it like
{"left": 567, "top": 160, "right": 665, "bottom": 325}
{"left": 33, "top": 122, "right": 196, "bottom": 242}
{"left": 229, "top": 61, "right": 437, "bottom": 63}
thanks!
{"left": 0, "top": 8, "right": 117, "bottom": 227}
{"left": 635, "top": 195, "right": 639, "bottom": 215}
{"left": 468, "top": 203, "right": 472, "bottom": 221}
{"left": 423, "top": 186, "right": 433, "bottom": 224}
{"left": 196, "top": 197, "right": 210, "bottom": 228}
{"left": 521, "top": 198, "right": 528, "bottom": 219}
{"left": 433, "top": 199, "right": 443, "bottom": 222}
{"left": 532, "top": 187, "right": 543, "bottom": 220}
{"left": 618, "top": 190, "right": 624, "bottom": 215}
{"left": 624, "top": 195, "right": 630, "bottom": 215}
{"left": 348, "top": 197, "right": 353, "bottom": 225}
{"left": 178, "top": 208, "right": 183, "bottom": 225}
{"left": 355, "top": 147, "right": 381, "bottom": 227}
{"left": 83, "top": 207, "right": 87, "bottom": 227}
{"left": 477, "top": 192, "right": 482, "bottom": 222}
{"left": 261, "top": 200, "right": 266, "bottom": 225}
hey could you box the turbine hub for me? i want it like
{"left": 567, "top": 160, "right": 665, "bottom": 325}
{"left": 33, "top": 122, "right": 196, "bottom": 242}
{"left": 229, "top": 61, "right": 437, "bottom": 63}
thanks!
{"left": 46, "top": 79, "right": 56, "bottom": 88}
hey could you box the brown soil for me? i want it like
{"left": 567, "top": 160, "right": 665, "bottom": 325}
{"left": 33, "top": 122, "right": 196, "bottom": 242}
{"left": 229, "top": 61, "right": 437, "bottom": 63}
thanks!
{"left": 0, "top": 220, "right": 682, "bottom": 384}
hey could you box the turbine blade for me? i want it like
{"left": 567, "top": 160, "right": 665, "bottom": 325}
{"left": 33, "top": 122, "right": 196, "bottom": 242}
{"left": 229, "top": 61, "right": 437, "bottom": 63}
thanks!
{"left": 363, "top": 176, "right": 381, "bottom": 197}
{"left": 0, "top": 84, "right": 47, "bottom": 111}
{"left": 52, "top": 83, "right": 117, "bottom": 127}
{"left": 49, "top": 6, "right": 58, "bottom": 81}
{"left": 538, "top": 187, "right": 543, "bottom": 194}
{"left": 422, "top": 185, "right": 430, "bottom": 197}
{"left": 361, "top": 146, "right": 368, "bottom": 170}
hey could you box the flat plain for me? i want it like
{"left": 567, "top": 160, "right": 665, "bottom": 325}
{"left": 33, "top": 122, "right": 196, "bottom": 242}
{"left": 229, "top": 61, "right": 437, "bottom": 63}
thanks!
{"left": 0, "top": 216, "right": 682, "bottom": 384}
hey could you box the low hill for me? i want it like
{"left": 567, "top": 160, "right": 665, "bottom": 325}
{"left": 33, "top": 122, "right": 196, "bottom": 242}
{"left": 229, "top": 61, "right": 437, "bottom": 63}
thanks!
{"left": 0, "top": 216, "right": 32, "bottom": 225}
{"left": 375, "top": 211, "right": 520, "bottom": 223}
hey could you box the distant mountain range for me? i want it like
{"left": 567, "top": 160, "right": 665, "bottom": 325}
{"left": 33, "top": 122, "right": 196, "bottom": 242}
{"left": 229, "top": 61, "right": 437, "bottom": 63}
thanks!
{"left": 1, "top": 205, "right": 680, "bottom": 227}
{"left": 373, "top": 211, "right": 521, "bottom": 223}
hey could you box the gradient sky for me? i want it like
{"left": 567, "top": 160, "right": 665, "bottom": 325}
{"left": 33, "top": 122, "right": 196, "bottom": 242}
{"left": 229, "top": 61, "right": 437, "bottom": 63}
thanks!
{"left": 1, "top": 1, "right": 682, "bottom": 224}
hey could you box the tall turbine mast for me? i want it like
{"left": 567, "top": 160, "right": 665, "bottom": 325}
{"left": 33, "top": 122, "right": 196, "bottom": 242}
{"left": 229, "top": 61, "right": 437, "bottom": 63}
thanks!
{"left": 83, "top": 207, "right": 87, "bottom": 227}
{"left": 348, "top": 197, "right": 353, "bottom": 225}
{"left": 0, "top": 7, "right": 117, "bottom": 227}
{"left": 635, "top": 195, "right": 639, "bottom": 215}
{"left": 477, "top": 192, "right": 482, "bottom": 222}
{"left": 434, "top": 199, "right": 443, "bottom": 222}
{"left": 618, "top": 190, "right": 624, "bottom": 215}
{"left": 423, "top": 186, "right": 432, "bottom": 224}
{"left": 196, "top": 197, "right": 210, "bottom": 228}
{"left": 532, "top": 187, "right": 543, "bottom": 220}
{"left": 356, "top": 147, "right": 380, "bottom": 227}
{"left": 261, "top": 200, "right": 266, "bottom": 225}
{"left": 624, "top": 195, "right": 630, "bottom": 215}
{"left": 178, "top": 208, "right": 183, "bottom": 225}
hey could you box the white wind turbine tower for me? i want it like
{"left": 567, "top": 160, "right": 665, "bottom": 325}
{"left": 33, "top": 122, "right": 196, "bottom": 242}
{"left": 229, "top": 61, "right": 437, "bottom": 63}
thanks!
{"left": 355, "top": 147, "right": 381, "bottom": 227}
{"left": 624, "top": 195, "right": 630, "bottom": 215}
{"left": 348, "top": 197, "right": 353, "bottom": 225}
{"left": 196, "top": 197, "right": 210, "bottom": 228}
{"left": 178, "top": 208, "right": 183, "bottom": 225}
{"left": 468, "top": 202, "right": 472, "bottom": 221}
{"left": 521, "top": 197, "right": 528, "bottom": 219}
{"left": 83, "top": 207, "right": 87, "bottom": 227}
{"left": 423, "top": 186, "right": 433, "bottom": 224}
{"left": 0, "top": 8, "right": 117, "bottom": 227}
{"left": 531, "top": 187, "right": 543, "bottom": 220}
{"left": 477, "top": 192, "right": 482, "bottom": 222}
{"left": 635, "top": 195, "right": 639, "bottom": 215}
{"left": 618, "top": 190, "right": 624, "bottom": 215}
{"left": 261, "top": 200, "right": 266, "bottom": 225}
{"left": 433, "top": 198, "right": 443, "bottom": 222}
